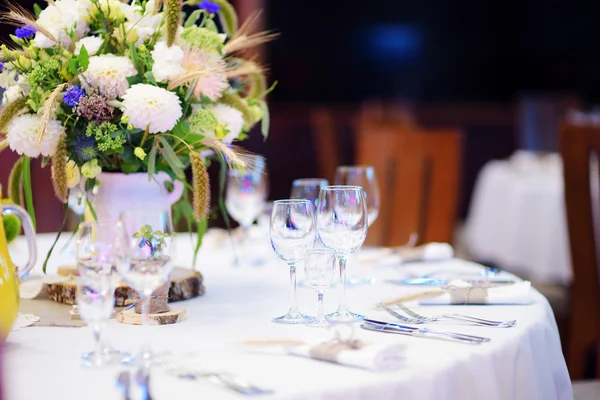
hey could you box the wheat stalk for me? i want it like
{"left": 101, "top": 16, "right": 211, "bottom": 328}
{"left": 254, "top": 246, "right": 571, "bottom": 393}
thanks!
{"left": 37, "top": 83, "right": 66, "bottom": 147}
{"left": 223, "top": 10, "right": 278, "bottom": 54}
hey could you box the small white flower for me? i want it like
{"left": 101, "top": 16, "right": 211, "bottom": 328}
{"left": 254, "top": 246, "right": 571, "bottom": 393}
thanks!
{"left": 121, "top": 84, "right": 183, "bottom": 134}
{"left": 151, "top": 41, "right": 186, "bottom": 82}
{"left": 206, "top": 104, "right": 244, "bottom": 144}
{"left": 81, "top": 159, "right": 101, "bottom": 179}
{"left": 120, "top": 1, "right": 163, "bottom": 44}
{"left": 75, "top": 36, "right": 104, "bottom": 56}
{"left": 0, "top": 65, "right": 17, "bottom": 89}
{"left": 34, "top": 0, "right": 90, "bottom": 48}
{"left": 2, "top": 85, "right": 24, "bottom": 105}
{"left": 82, "top": 55, "right": 137, "bottom": 98}
{"left": 65, "top": 160, "right": 81, "bottom": 188}
{"left": 6, "top": 114, "right": 65, "bottom": 158}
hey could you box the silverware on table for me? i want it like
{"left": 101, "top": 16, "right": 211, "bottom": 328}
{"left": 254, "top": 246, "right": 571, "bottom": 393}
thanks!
{"left": 173, "top": 367, "right": 273, "bottom": 396}
{"left": 361, "top": 319, "right": 491, "bottom": 344}
{"left": 394, "top": 303, "right": 517, "bottom": 327}
{"left": 385, "top": 278, "right": 518, "bottom": 286}
{"left": 135, "top": 368, "right": 153, "bottom": 400}
{"left": 380, "top": 303, "right": 515, "bottom": 328}
{"left": 116, "top": 371, "right": 131, "bottom": 400}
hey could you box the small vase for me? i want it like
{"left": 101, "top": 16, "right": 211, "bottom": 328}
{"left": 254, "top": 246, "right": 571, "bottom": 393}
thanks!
{"left": 86, "top": 172, "right": 183, "bottom": 314}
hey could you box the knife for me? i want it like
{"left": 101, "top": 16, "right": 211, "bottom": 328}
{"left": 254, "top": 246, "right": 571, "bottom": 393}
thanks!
{"left": 362, "top": 319, "right": 491, "bottom": 344}
{"left": 385, "top": 278, "right": 518, "bottom": 286}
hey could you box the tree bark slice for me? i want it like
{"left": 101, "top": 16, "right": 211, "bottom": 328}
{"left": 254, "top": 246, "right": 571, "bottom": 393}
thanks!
{"left": 116, "top": 307, "right": 186, "bottom": 325}
{"left": 47, "top": 267, "right": 205, "bottom": 306}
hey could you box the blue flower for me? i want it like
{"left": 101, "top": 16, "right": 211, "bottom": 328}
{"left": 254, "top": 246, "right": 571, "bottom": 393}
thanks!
{"left": 0, "top": 63, "right": 3, "bottom": 73}
{"left": 63, "top": 86, "right": 85, "bottom": 107}
{"left": 72, "top": 133, "right": 97, "bottom": 162}
{"left": 15, "top": 26, "right": 36, "bottom": 39}
{"left": 198, "top": 1, "right": 220, "bottom": 13}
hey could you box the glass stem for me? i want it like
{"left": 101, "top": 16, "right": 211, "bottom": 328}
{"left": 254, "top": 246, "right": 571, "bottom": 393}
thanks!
{"left": 140, "top": 294, "right": 151, "bottom": 365}
{"left": 317, "top": 291, "right": 325, "bottom": 322}
{"left": 338, "top": 256, "right": 348, "bottom": 315}
{"left": 92, "top": 323, "right": 103, "bottom": 366}
{"left": 289, "top": 263, "right": 299, "bottom": 315}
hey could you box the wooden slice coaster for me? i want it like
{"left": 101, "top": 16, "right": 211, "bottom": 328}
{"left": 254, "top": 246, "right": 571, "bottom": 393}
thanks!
{"left": 117, "top": 307, "right": 186, "bottom": 325}
{"left": 47, "top": 267, "right": 205, "bottom": 305}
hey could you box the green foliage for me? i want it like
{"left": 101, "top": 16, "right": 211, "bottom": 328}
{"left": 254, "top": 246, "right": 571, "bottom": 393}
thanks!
{"left": 181, "top": 26, "right": 223, "bottom": 52}
{"left": 21, "top": 157, "right": 36, "bottom": 230}
{"left": 211, "top": 0, "right": 238, "bottom": 37}
{"left": 28, "top": 58, "right": 62, "bottom": 89}
{"left": 188, "top": 108, "right": 218, "bottom": 133}
{"left": 3, "top": 214, "right": 21, "bottom": 243}
{"left": 133, "top": 224, "right": 170, "bottom": 256}
{"left": 261, "top": 102, "right": 270, "bottom": 139}
{"left": 85, "top": 122, "right": 125, "bottom": 152}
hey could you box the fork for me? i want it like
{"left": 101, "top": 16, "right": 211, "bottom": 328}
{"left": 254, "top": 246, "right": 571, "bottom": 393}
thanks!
{"left": 390, "top": 303, "right": 516, "bottom": 327}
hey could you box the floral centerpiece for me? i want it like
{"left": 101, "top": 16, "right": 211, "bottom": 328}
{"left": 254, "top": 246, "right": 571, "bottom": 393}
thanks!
{"left": 0, "top": 0, "right": 275, "bottom": 269}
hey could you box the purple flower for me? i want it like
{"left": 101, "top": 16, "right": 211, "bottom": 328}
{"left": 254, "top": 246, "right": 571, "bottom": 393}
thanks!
{"left": 63, "top": 86, "right": 85, "bottom": 107}
{"left": 0, "top": 63, "right": 3, "bottom": 73}
{"left": 72, "top": 133, "right": 97, "bottom": 162}
{"left": 198, "top": 1, "right": 220, "bottom": 13}
{"left": 15, "top": 26, "right": 36, "bottom": 39}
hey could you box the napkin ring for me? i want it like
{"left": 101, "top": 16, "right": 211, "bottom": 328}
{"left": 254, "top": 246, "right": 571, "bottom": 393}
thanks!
{"left": 449, "top": 286, "right": 489, "bottom": 305}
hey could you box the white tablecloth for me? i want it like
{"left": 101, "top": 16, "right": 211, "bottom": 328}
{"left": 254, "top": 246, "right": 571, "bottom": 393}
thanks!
{"left": 6, "top": 231, "right": 572, "bottom": 400}
{"left": 464, "top": 151, "right": 573, "bottom": 285}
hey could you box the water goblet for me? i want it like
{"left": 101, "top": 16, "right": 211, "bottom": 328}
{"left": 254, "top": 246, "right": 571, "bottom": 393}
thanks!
{"left": 316, "top": 186, "right": 368, "bottom": 322}
{"left": 270, "top": 199, "right": 316, "bottom": 324}
{"left": 225, "top": 155, "right": 268, "bottom": 266}
{"left": 290, "top": 179, "right": 329, "bottom": 209}
{"left": 335, "top": 166, "right": 380, "bottom": 226}
{"left": 304, "top": 248, "right": 336, "bottom": 328}
{"left": 117, "top": 209, "right": 176, "bottom": 366}
{"left": 76, "top": 221, "right": 128, "bottom": 367}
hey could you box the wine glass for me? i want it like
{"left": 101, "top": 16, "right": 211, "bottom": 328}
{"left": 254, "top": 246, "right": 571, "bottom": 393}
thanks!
{"left": 290, "top": 179, "right": 329, "bottom": 209}
{"left": 304, "top": 248, "right": 336, "bottom": 328}
{"left": 76, "top": 221, "right": 129, "bottom": 367}
{"left": 225, "top": 155, "right": 268, "bottom": 266}
{"left": 117, "top": 209, "right": 176, "bottom": 366}
{"left": 316, "top": 186, "right": 368, "bottom": 322}
{"left": 335, "top": 166, "right": 380, "bottom": 226}
{"left": 269, "top": 199, "right": 316, "bottom": 324}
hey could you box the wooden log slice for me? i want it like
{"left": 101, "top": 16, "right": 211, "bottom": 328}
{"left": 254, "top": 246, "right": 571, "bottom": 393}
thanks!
{"left": 47, "top": 267, "right": 205, "bottom": 305}
{"left": 117, "top": 307, "right": 186, "bottom": 325}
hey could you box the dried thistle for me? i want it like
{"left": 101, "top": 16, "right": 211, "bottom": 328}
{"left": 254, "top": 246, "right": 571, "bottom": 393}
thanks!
{"left": 0, "top": 1, "right": 57, "bottom": 43}
{"left": 37, "top": 83, "right": 66, "bottom": 147}
{"left": 50, "top": 137, "right": 68, "bottom": 203}
{"left": 164, "top": 0, "right": 182, "bottom": 47}
{"left": 223, "top": 11, "right": 278, "bottom": 55}
{"left": 190, "top": 151, "right": 210, "bottom": 221}
{"left": 0, "top": 96, "right": 27, "bottom": 134}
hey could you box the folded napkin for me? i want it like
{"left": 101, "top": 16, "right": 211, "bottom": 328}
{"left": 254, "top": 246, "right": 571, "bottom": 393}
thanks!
{"left": 419, "top": 281, "right": 532, "bottom": 305}
{"left": 286, "top": 340, "right": 404, "bottom": 372}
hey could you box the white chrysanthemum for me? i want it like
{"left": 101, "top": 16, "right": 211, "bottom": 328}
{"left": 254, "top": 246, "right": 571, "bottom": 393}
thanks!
{"left": 0, "top": 65, "right": 17, "bottom": 89}
{"left": 121, "top": 84, "right": 183, "bottom": 134}
{"left": 121, "top": 1, "right": 162, "bottom": 44}
{"left": 206, "top": 104, "right": 244, "bottom": 144}
{"left": 34, "top": 0, "right": 90, "bottom": 48}
{"left": 151, "top": 41, "right": 186, "bottom": 82}
{"left": 75, "top": 36, "right": 104, "bottom": 56}
{"left": 6, "top": 114, "right": 65, "bottom": 158}
{"left": 82, "top": 55, "right": 137, "bottom": 98}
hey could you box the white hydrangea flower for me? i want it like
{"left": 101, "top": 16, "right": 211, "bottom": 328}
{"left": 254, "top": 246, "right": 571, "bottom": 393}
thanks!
{"left": 6, "top": 114, "right": 65, "bottom": 158}
{"left": 121, "top": 84, "right": 183, "bottom": 134}
{"left": 75, "top": 36, "right": 104, "bottom": 56}
{"left": 206, "top": 104, "right": 245, "bottom": 144}
{"left": 34, "top": 0, "right": 90, "bottom": 49}
{"left": 151, "top": 41, "right": 186, "bottom": 82}
{"left": 120, "top": 1, "right": 163, "bottom": 44}
{"left": 82, "top": 55, "right": 137, "bottom": 98}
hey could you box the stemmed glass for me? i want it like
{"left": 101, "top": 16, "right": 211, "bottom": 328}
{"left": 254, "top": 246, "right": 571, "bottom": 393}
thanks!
{"left": 316, "top": 186, "right": 368, "bottom": 322}
{"left": 304, "top": 248, "right": 336, "bottom": 328}
{"left": 225, "top": 155, "right": 268, "bottom": 266}
{"left": 117, "top": 209, "right": 175, "bottom": 366}
{"left": 76, "top": 221, "right": 129, "bottom": 368}
{"left": 335, "top": 166, "right": 380, "bottom": 226}
{"left": 290, "top": 179, "right": 329, "bottom": 209}
{"left": 269, "top": 199, "right": 316, "bottom": 324}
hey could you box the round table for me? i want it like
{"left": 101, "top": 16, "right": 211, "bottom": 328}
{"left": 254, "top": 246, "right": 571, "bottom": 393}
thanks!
{"left": 6, "top": 231, "right": 571, "bottom": 400}
{"left": 464, "top": 151, "right": 573, "bottom": 285}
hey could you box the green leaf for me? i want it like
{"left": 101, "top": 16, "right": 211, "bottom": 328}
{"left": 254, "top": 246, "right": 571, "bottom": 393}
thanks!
{"left": 129, "top": 41, "right": 140, "bottom": 72}
{"left": 77, "top": 45, "right": 89, "bottom": 71}
{"left": 160, "top": 137, "right": 185, "bottom": 169}
{"left": 218, "top": 155, "right": 232, "bottom": 230}
{"left": 33, "top": 3, "right": 43, "bottom": 17}
{"left": 68, "top": 58, "right": 79, "bottom": 75}
{"left": 85, "top": 198, "right": 97, "bottom": 220}
{"left": 193, "top": 218, "right": 208, "bottom": 267}
{"left": 8, "top": 157, "right": 24, "bottom": 206}
{"left": 127, "top": 75, "right": 143, "bottom": 86}
{"left": 121, "top": 161, "right": 141, "bottom": 173}
{"left": 21, "top": 157, "right": 36, "bottom": 230}
{"left": 185, "top": 9, "right": 202, "bottom": 27}
{"left": 42, "top": 202, "right": 69, "bottom": 274}
{"left": 148, "top": 146, "right": 157, "bottom": 181}
{"left": 261, "top": 102, "right": 270, "bottom": 139}
{"left": 144, "top": 71, "right": 157, "bottom": 85}
{"left": 212, "top": 0, "right": 238, "bottom": 37}
{"left": 40, "top": 156, "right": 50, "bottom": 168}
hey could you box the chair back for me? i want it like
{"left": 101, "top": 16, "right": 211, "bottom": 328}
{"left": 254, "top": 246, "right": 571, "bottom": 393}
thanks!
{"left": 356, "top": 120, "right": 462, "bottom": 246}
{"left": 560, "top": 121, "right": 600, "bottom": 379}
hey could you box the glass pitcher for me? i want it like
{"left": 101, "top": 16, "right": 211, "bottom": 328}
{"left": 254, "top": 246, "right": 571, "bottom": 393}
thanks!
{"left": 0, "top": 200, "right": 37, "bottom": 340}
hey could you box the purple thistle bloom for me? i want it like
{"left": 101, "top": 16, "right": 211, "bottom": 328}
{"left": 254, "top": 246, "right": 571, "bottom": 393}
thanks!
{"left": 72, "top": 133, "right": 97, "bottom": 162}
{"left": 63, "top": 86, "right": 85, "bottom": 107}
{"left": 198, "top": 1, "right": 220, "bottom": 13}
{"left": 15, "top": 26, "right": 36, "bottom": 39}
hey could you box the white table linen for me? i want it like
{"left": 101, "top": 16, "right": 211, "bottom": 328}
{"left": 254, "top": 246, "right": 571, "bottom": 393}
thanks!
{"left": 5, "top": 232, "right": 572, "bottom": 400}
{"left": 464, "top": 151, "right": 572, "bottom": 284}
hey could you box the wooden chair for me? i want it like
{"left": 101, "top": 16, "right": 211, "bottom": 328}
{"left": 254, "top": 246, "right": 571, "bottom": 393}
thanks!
{"left": 561, "top": 122, "right": 600, "bottom": 381}
{"left": 356, "top": 119, "right": 462, "bottom": 247}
